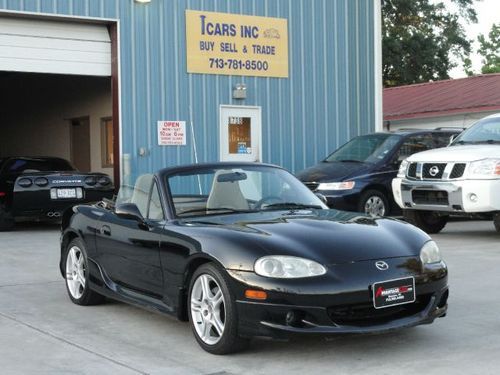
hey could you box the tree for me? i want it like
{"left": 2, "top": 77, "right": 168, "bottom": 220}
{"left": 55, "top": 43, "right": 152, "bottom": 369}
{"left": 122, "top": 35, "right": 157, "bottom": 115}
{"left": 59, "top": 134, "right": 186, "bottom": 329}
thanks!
{"left": 478, "top": 23, "right": 500, "bottom": 74}
{"left": 382, "top": 0, "right": 477, "bottom": 87}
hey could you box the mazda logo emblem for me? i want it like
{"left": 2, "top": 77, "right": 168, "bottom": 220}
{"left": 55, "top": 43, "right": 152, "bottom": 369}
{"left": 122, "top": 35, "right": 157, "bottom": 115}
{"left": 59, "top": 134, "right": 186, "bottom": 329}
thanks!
{"left": 375, "top": 261, "right": 389, "bottom": 271}
{"left": 429, "top": 165, "right": 440, "bottom": 177}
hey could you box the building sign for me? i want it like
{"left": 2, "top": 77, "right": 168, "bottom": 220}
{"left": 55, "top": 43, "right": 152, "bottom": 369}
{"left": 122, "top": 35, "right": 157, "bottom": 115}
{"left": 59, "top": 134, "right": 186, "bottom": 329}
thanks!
{"left": 157, "top": 121, "right": 186, "bottom": 146}
{"left": 185, "top": 10, "right": 288, "bottom": 78}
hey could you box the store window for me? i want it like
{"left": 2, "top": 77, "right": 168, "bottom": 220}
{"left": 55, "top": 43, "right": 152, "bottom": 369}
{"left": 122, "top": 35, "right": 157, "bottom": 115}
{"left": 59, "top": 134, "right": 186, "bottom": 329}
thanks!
{"left": 101, "top": 118, "right": 114, "bottom": 167}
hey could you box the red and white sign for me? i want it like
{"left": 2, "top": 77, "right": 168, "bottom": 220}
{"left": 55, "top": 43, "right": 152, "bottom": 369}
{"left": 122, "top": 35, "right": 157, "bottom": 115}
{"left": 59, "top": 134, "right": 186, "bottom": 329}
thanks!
{"left": 157, "top": 121, "right": 186, "bottom": 146}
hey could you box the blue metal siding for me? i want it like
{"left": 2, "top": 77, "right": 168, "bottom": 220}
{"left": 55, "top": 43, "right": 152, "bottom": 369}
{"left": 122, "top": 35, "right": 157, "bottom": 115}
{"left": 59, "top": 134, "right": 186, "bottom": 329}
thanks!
{"left": 0, "top": 0, "right": 376, "bottom": 180}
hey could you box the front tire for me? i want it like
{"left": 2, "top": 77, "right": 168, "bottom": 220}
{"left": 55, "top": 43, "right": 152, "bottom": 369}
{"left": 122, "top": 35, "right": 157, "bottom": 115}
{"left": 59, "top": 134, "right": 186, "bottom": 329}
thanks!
{"left": 188, "top": 263, "right": 248, "bottom": 354}
{"left": 64, "top": 238, "right": 105, "bottom": 306}
{"left": 359, "top": 190, "right": 389, "bottom": 217}
{"left": 403, "top": 209, "right": 448, "bottom": 234}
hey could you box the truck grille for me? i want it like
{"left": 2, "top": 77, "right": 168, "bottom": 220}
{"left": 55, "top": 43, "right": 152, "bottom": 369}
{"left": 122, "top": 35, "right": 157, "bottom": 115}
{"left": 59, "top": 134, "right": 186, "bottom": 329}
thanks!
{"left": 406, "top": 162, "right": 467, "bottom": 180}
{"left": 450, "top": 163, "right": 466, "bottom": 179}
{"left": 412, "top": 190, "right": 449, "bottom": 205}
{"left": 422, "top": 163, "right": 446, "bottom": 179}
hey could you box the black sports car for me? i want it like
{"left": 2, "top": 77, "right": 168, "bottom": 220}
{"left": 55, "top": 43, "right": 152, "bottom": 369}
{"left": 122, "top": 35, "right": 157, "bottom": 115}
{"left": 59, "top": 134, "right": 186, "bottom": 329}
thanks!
{"left": 0, "top": 156, "right": 114, "bottom": 230}
{"left": 60, "top": 162, "right": 448, "bottom": 354}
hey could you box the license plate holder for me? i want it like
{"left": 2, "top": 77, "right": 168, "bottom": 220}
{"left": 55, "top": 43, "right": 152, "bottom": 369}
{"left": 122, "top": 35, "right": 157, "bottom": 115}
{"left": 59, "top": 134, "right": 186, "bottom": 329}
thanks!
{"left": 56, "top": 188, "right": 77, "bottom": 199}
{"left": 372, "top": 276, "right": 416, "bottom": 309}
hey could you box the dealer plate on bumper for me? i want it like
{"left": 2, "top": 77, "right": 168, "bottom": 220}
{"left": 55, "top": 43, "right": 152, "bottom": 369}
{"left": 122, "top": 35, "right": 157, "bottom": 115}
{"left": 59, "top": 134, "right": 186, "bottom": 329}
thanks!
{"left": 56, "top": 188, "right": 77, "bottom": 199}
{"left": 372, "top": 277, "right": 416, "bottom": 309}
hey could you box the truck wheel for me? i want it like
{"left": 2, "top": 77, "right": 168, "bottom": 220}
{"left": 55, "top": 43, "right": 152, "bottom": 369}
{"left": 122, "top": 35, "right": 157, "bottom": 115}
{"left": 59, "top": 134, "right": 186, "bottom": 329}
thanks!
{"left": 494, "top": 214, "right": 500, "bottom": 233}
{"left": 403, "top": 209, "right": 448, "bottom": 234}
{"left": 0, "top": 204, "right": 15, "bottom": 231}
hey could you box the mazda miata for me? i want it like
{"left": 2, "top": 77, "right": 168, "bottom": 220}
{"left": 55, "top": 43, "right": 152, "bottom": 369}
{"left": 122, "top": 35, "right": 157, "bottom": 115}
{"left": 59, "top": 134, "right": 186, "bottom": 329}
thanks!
{"left": 60, "top": 163, "right": 448, "bottom": 354}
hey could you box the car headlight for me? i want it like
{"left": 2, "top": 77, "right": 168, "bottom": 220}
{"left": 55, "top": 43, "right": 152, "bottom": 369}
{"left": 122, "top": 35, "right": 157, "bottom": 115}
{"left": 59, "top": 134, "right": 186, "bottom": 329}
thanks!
{"left": 468, "top": 158, "right": 500, "bottom": 179}
{"left": 420, "top": 241, "right": 442, "bottom": 264}
{"left": 254, "top": 256, "right": 327, "bottom": 278}
{"left": 317, "top": 181, "right": 355, "bottom": 191}
{"left": 397, "top": 159, "right": 409, "bottom": 178}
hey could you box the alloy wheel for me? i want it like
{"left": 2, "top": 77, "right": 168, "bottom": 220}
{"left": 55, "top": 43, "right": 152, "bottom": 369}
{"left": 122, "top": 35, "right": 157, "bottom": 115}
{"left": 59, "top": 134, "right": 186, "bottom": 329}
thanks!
{"left": 364, "top": 196, "right": 386, "bottom": 217}
{"left": 66, "top": 246, "right": 86, "bottom": 300}
{"left": 190, "top": 274, "right": 226, "bottom": 345}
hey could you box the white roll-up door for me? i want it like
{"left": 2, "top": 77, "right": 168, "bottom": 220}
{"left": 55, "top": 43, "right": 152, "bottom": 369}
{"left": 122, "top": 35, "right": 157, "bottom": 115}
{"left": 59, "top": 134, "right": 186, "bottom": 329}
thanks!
{"left": 0, "top": 17, "right": 111, "bottom": 76}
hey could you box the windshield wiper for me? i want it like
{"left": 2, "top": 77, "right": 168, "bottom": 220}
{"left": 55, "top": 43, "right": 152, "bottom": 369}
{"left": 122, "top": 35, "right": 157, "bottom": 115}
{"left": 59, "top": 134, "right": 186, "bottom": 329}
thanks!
{"left": 454, "top": 140, "right": 472, "bottom": 145}
{"left": 260, "top": 202, "right": 323, "bottom": 211}
{"left": 178, "top": 207, "right": 253, "bottom": 216}
{"left": 473, "top": 140, "right": 500, "bottom": 144}
{"left": 337, "top": 159, "right": 364, "bottom": 163}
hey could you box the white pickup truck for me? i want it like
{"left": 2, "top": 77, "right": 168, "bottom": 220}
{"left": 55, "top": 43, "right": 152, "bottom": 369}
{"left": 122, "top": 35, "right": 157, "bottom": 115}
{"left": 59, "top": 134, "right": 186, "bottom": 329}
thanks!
{"left": 392, "top": 113, "right": 500, "bottom": 233}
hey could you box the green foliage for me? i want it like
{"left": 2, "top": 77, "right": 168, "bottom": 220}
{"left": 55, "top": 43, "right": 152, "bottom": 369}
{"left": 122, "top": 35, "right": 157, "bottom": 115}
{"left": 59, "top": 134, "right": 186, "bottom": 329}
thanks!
{"left": 478, "top": 24, "right": 500, "bottom": 74}
{"left": 382, "top": 0, "right": 477, "bottom": 87}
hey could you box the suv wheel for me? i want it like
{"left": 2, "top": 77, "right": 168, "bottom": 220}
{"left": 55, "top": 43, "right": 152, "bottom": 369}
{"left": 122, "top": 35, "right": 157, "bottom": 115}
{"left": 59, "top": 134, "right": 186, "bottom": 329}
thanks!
{"left": 359, "top": 190, "right": 389, "bottom": 217}
{"left": 403, "top": 209, "right": 448, "bottom": 234}
{"left": 494, "top": 213, "right": 500, "bottom": 233}
{"left": 0, "top": 204, "right": 15, "bottom": 231}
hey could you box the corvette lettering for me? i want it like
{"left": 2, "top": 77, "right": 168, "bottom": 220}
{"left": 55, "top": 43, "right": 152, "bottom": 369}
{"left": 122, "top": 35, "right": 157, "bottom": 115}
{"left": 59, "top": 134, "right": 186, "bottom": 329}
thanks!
{"left": 52, "top": 180, "right": 82, "bottom": 184}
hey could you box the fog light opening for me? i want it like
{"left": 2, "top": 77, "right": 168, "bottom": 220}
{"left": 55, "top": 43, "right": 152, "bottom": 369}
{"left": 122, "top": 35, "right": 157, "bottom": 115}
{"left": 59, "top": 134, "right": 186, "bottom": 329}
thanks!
{"left": 286, "top": 310, "right": 305, "bottom": 327}
{"left": 437, "top": 289, "right": 449, "bottom": 309}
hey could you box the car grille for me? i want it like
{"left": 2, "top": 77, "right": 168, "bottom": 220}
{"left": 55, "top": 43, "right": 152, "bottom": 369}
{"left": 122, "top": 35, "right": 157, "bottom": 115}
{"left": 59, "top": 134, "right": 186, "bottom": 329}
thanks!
{"left": 406, "top": 162, "right": 467, "bottom": 180}
{"left": 412, "top": 190, "right": 449, "bottom": 205}
{"left": 422, "top": 163, "right": 446, "bottom": 179}
{"left": 450, "top": 163, "right": 466, "bottom": 179}
{"left": 327, "top": 294, "right": 431, "bottom": 327}
{"left": 303, "top": 182, "right": 319, "bottom": 191}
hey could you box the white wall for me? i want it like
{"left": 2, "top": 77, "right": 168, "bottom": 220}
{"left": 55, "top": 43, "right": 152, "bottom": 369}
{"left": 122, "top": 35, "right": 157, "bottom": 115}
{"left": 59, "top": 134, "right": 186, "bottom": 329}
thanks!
{"left": 0, "top": 73, "right": 113, "bottom": 178}
{"left": 386, "top": 111, "right": 498, "bottom": 132}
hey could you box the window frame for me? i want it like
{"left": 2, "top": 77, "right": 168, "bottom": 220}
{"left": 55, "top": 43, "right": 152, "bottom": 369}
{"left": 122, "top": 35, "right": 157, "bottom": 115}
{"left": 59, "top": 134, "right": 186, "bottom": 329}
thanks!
{"left": 100, "top": 117, "right": 114, "bottom": 168}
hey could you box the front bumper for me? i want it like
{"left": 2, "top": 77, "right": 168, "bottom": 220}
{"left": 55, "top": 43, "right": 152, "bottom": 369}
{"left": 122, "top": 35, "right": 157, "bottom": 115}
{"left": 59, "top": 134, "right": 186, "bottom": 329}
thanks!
{"left": 319, "top": 189, "right": 363, "bottom": 211}
{"left": 227, "top": 258, "right": 448, "bottom": 339}
{"left": 392, "top": 177, "right": 500, "bottom": 213}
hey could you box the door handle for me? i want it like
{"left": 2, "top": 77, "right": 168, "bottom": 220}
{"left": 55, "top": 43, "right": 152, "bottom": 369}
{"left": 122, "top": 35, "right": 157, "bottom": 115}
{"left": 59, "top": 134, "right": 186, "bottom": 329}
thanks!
{"left": 100, "top": 225, "right": 111, "bottom": 236}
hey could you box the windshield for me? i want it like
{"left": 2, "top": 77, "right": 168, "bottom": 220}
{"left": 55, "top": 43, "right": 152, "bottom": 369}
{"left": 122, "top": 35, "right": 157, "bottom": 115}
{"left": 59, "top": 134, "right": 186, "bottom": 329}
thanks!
{"left": 167, "top": 165, "right": 327, "bottom": 218}
{"left": 325, "top": 134, "right": 401, "bottom": 163}
{"left": 452, "top": 117, "right": 500, "bottom": 145}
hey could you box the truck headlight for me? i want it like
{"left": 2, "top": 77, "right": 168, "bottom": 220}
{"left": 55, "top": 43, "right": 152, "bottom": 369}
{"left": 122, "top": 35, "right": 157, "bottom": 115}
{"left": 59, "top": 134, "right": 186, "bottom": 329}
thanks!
{"left": 468, "top": 158, "right": 500, "bottom": 178}
{"left": 255, "top": 256, "right": 327, "bottom": 278}
{"left": 420, "top": 241, "right": 442, "bottom": 264}
{"left": 397, "top": 159, "right": 409, "bottom": 178}
{"left": 317, "top": 181, "right": 355, "bottom": 190}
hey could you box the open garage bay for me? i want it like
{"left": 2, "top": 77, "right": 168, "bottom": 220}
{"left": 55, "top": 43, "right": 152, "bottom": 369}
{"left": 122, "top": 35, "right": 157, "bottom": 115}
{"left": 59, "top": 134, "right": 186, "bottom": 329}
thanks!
{"left": 0, "top": 221, "right": 499, "bottom": 374}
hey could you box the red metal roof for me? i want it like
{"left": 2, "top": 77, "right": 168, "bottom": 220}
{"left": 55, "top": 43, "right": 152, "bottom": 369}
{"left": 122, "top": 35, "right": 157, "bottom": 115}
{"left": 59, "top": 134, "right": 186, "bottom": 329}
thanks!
{"left": 384, "top": 74, "right": 500, "bottom": 121}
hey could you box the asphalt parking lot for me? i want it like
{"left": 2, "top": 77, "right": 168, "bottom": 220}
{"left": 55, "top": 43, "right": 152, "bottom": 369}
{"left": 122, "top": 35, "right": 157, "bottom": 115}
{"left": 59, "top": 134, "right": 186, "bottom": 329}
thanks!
{"left": 1, "top": 220, "right": 499, "bottom": 375}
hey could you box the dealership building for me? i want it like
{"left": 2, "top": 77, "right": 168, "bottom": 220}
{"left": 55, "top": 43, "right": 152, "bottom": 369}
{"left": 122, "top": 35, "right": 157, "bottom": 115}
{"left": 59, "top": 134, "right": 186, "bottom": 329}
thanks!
{"left": 0, "top": 0, "right": 381, "bottom": 186}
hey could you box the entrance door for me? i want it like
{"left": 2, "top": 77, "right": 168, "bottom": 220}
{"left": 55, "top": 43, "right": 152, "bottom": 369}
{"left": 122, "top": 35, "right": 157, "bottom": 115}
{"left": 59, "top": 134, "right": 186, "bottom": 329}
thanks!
{"left": 219, "top": 105, "right": 261, "bottom": 162}
{"left": 70, "top": 117, "right": 91, "bottom": 172}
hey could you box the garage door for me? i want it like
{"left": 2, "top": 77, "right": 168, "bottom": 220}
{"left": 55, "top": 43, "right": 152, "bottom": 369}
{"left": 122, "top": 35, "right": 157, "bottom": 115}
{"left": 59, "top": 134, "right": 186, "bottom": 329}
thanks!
{"left": 0, "top": 16, "right": 111, "bottom": 76}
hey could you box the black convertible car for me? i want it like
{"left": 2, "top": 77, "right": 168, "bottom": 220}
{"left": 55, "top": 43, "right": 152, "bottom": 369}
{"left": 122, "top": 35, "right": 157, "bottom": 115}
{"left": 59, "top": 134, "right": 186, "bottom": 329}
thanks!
{"left": 60, "top": 162, "right": 448, "bottom": 354}
{"left": 0, "top": 156, "right": 114, "bottom": 230}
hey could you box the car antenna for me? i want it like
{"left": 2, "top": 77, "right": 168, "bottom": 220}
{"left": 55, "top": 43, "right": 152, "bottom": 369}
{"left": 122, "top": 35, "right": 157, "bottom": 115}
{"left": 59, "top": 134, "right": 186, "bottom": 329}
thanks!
{"left": 189, "top": 104, "right": 202, "bottom": 195}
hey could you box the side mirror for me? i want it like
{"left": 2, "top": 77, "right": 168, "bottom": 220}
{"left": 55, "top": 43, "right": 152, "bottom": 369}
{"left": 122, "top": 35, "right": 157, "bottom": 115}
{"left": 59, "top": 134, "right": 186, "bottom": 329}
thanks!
{"left": 449, "top": 134, "right": 458, "bottom": 145}
{"left": 115, "top": 203, "right": 145, "bottom": 223}
{"left": 315, "top": 193, "right": 328, "bottom": 205}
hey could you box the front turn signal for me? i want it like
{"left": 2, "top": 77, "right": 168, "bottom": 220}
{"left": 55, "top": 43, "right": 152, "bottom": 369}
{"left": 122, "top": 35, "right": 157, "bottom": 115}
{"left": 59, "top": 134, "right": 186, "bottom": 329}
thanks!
{"left": 245, "top": 289, "right": 267, "bottom": 300}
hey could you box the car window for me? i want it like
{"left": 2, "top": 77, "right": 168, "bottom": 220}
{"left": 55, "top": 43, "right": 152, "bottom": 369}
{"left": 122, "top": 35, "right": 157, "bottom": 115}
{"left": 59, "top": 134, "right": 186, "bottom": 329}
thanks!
{"left": 324, "top": 134, "right": 402, "bottom": 163}
{"left": 433, "top": 132, "right": 457, "bottom": 148}
{"left": 5, "top": 158, "right": 75, "bottom": 173}
{"left": 396, "top": 134, "right": 434, "bottom": 160}
{"left": 452, "top": 117, "right": 500, "bottom": 144}
{"left": 148, "top": 182, "right": 164, "bottom": 220}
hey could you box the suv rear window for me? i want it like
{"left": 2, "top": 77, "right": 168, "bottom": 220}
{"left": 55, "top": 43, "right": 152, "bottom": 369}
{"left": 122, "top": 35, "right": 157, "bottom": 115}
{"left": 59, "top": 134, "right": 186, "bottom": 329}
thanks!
{"left": 5, "top": 158, "right": 75, "bottom": 173}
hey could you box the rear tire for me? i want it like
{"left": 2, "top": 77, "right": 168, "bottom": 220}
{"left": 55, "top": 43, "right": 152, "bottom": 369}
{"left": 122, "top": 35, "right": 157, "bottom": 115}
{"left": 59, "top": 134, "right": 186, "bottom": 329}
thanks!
{"left": 188, "top": 263, "right": 249, "bottom": 355}
{"left": 0, "top": 204, "right": 15, "bottom": 231}
{"left": 494, "top": 213, "right": 500, "bottom": 233}
{"left": 403, "top": 209, "right": 448, "bottom": 234}
{"left": 64, "top": 238, "right": 105, "bottom": 306}
{"left": 358, "top": 190, "right": 389, "bottom": 217}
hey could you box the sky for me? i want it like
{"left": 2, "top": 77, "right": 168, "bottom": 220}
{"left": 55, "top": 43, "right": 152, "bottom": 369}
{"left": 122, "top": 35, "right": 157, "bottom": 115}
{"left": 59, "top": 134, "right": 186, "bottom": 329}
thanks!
{"left": 447, "top": 0, "right": 500, "bottom": 78}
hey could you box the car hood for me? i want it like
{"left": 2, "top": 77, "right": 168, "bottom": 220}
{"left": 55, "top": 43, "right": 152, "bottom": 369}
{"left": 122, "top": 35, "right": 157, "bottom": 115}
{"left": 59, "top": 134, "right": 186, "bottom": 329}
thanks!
{"left": 296, "top": 161, "right": 372, "bottom": 182}
{"left": 407, "top": 145, "right": 500, "bottom": 163}
{"left": 177, "top": 210, "right": 429, "bottom": 269}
